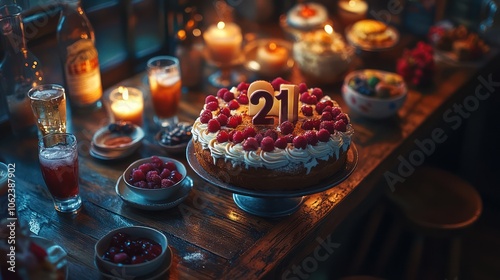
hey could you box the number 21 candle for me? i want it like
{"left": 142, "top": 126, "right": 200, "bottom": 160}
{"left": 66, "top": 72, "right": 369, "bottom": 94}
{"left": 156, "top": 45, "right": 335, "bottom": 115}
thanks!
{"left": 248, "top": 81, "right": 299, "bottom": 125}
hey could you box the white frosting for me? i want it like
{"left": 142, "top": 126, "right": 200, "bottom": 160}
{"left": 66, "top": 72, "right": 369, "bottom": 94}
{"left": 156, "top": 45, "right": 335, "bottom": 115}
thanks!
{"left": 192, "top": 91, "right": 353, "bottom": 175}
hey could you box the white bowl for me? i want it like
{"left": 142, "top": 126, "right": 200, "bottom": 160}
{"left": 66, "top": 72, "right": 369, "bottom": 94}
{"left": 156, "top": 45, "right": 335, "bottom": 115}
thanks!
{"left": 341, "top": 69, "right": 407, "bottom": 119}
{"left": 94, "top": 226, "right": 168, "bottom": 278}
{"left": 123, "top": 156, "right": 187, "bottom": 201}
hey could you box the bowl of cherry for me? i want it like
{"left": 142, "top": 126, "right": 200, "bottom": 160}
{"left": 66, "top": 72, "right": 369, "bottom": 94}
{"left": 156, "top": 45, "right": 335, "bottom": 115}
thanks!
{"left": 155, "top": 122, "right": 193, "bottom": 153}
{"left": 341, "top": 69, "right": 408, "bottom": 119}
{"left": 94, "top": 226, "right": 168, "bottom": 277}
{"left": 123, "top": 156, "right": 187, "bottom": 201}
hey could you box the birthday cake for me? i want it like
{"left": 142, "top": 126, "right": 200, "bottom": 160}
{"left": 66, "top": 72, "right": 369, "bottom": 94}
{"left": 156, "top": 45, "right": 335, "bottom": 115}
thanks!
{"left": 191, "top": 78, "right": 353, "bottom": 191}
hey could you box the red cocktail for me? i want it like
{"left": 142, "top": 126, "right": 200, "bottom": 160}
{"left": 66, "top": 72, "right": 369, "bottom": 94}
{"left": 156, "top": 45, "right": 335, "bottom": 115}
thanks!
{"left": 38, "top": 133, "right": 81, "bottom": 213}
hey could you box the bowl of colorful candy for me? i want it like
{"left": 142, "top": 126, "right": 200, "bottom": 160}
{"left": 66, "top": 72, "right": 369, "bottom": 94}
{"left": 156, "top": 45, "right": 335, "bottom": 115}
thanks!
{"left": 94, "top": 226, "right": 168, "bottom": 277}
{"left": 123, "top": 156, "right": 187, "bottom": 201}
{"left": 341, "top": 69, "right": 407, "bottom": 119}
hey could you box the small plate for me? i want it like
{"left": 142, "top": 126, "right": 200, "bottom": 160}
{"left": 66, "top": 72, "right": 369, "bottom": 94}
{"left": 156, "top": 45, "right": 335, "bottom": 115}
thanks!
{"left": 433, "top": 48, "right": 496, "bottom": 68}
{"left": 345, "top": 24, "right": 399, "bottom": 51}
{"left": 95, "top": 246, "right": 173, "bottom": 280}
{"left": 92, "top": 124, "right": 145, "bottom": 151}
{"left": 243, "top": 38, "right": 294, "bottom": 78}
{"left": 116, "top": 175, "right": 193, "bottom": 210}
{"left": 30, "top": 236, "right": 69, "bottom": 280}
{"left": 90, "top": 143, "right": 137, "bottom": 160}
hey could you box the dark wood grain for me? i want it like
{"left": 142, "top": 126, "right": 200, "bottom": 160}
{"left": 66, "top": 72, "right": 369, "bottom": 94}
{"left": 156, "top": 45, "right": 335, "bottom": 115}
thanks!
{"left": 1, "top": 30, "right": 499, "bottom": 280}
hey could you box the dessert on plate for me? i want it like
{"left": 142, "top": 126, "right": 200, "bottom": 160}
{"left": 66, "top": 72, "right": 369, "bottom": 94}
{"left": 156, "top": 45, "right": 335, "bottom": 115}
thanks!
{"left": 286, "top": 2, "right": 329, "bottom": 30}
{"left": 191, "top": 77, "right": 354, "bottom": 191}
{"left": 429, "top": 24, "right": 490, "bottom": 61}
{"left": 293, "top": 25, "right": 355, "bottom": 84}
{"left": 347, "top": 19, "right": 398, "bottom": 49}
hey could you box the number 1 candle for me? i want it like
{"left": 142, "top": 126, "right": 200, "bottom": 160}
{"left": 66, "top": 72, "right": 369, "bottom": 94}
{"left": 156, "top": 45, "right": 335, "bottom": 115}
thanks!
{"left": 277, "top": 84, "right": 299, "bottom": 124}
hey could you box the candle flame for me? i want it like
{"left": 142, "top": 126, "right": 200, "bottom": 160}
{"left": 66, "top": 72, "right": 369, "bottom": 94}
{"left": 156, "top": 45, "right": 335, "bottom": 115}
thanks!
{"left": 217, "top": 21, "right": 225, "bottom": 30}
{"left": 119, "top": 86, "right": 129, "bottom": 100}
{"left": 268, "top": 42, "right": 277, "bottom": 52}
{"left": 324, "top": 24, "right": 333, "bottom": 35}
{"left": 177, "top": 29, "right": 187, "bottom": 41}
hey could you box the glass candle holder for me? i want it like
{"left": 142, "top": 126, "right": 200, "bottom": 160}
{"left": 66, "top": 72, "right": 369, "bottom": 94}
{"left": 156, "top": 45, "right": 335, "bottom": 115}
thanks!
{"left": 109, "top": 86, "right": 144, "bottom": 126}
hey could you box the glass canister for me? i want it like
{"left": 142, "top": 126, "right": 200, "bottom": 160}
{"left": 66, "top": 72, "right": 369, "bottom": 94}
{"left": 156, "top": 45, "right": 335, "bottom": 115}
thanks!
{"left": 0, "top": 4, "right": 43, "bottom": 137}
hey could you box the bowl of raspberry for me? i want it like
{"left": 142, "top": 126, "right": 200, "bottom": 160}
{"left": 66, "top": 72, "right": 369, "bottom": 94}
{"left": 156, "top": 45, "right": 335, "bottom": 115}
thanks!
{"left": 94, "top": 226, "right": 168, "bottom": 277}
{"left": 123, "top": 156, "right": 187, "bottom": 201}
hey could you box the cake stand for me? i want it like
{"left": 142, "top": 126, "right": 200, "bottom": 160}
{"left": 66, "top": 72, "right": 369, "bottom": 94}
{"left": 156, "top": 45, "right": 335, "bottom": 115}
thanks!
{"left": 186, "top": 142, "right": 358, "bottom": 218}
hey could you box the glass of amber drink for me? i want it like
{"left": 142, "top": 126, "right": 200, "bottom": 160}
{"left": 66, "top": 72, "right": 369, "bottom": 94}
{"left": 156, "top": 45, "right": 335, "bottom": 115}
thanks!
{"left": 28, "top": 84, "right": 67, "bottom": 137}
{"left": 147, "top": 56, "right": 182, "bottom": 127}
{"left": 38, "top": 133, "right": 81, "bottom": 213}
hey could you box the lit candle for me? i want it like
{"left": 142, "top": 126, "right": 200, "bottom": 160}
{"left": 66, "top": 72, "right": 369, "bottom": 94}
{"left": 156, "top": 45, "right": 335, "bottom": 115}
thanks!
{"left": 203, "top": 21, "right": 242, "bottom": 64}
{"left": 277, "top": 84, "right": 299, "bottom": 124}
{"left": 320, "top": 24, "right": 335, "bottom": 44}
{"left": 248, "top": 81, "right": 279, "bottom": 125}
{"left": 109, "top": 86, "right": 144, "bottom": 126}
{"left": 256, "top": 42, "right": 289, "bottom": 73}
{"left": 338, "top": 0, "right": 368, "bottom": 26}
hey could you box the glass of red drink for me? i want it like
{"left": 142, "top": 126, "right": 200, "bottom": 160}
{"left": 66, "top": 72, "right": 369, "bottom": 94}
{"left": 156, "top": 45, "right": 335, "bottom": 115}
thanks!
{"left": 147, "top": 56, "right": 181, "bottom": 128}
{"left": 38, "top": 133, "right": 81, "bottom": 213}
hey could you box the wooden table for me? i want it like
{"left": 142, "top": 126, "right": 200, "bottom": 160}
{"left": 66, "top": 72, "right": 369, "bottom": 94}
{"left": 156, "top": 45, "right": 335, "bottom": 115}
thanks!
{"left": 1, "top": 38, "right": 498, "bottom": 279}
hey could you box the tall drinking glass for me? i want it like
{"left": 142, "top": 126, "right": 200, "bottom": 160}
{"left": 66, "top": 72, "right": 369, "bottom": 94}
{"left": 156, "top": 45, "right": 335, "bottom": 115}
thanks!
{"left": 28, "top": 84, "right": 67, "bottom": 137}
{"left": 38, "top": 133, "right": 81, "bottom": 213}
{"left": 147, "top": 56, "right": 181, "bottom": 128}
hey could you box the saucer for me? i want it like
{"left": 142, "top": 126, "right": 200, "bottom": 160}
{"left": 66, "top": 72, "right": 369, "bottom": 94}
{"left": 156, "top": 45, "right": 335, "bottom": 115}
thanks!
{"left": 95, "top": 246, "right": 173, "bottom": 280}
{"left": 116, "top": 175, "right": 193, "bottom": 210}
{"left": 92, "top": 124, "right": 145, "bottom": 151}
{"left": 90, "top": 143, "right": 137, "bottom": 160}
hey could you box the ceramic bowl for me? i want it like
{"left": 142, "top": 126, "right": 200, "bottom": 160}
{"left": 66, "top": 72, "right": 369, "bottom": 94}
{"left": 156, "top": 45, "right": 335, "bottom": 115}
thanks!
{"left": 341, "top": 69, "right": 408, "bottom": 119}
{"left": 123, "top": 156, "right": 187, "bottom": 201}
{"left": 94, "top": 226, "right": 168, "bottom": 278}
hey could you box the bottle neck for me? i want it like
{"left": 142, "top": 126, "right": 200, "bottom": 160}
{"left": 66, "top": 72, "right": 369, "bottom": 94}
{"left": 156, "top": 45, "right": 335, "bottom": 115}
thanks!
{"left": 0, "top": 5, "right": 27, "bottom": 56}
{"left": 63, "top": 0, "right": 82, "bottom": 13}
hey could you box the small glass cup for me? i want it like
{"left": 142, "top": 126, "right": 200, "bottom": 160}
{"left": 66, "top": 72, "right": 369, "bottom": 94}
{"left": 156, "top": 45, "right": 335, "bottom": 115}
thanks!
{"left": 146, "top": 56, "right": 181, "bottom": 128}
{"left": 38, "top": 133, "right": 81, "bottom": 213}
{"left": 28, "top": 84, "right": 67, "bottom": 137}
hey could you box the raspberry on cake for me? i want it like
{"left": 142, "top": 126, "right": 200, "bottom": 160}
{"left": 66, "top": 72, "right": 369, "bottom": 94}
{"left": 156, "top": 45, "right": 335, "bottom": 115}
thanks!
{"left": 191, "top": 77, "right": 354, "bottom": 191}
